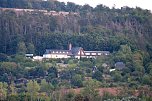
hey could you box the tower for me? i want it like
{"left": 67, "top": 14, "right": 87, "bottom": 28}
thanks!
{"left": 69, "top": 43, "right": 72, "bottom": 50}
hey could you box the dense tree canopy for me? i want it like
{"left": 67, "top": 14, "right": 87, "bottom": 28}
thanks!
{"left": 0, "top": 0, "right": 152, "bottom": 56}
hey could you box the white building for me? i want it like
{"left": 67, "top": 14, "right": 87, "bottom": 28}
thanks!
{"left": 43, "top": 44, "right": 110, "bottom": 59}
{"left": 33, "top": 56, "right": 43, "bottom": 61}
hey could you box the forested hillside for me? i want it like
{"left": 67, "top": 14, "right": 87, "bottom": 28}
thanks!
{"left": 0, "top": 0, "right": 152, "bottom": 56}
{"left": 0, "top": 0, "right": 152, "bottom": 100}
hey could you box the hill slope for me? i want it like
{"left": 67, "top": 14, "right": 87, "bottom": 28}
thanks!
{"left": 0, "top": 0, "right": 152, "bottom": 57}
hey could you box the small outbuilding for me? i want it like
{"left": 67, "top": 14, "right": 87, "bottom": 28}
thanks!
{"left": 115, "top": 62, "right": 125, "bottom": 70}
{"left": 25, "top": 54, "right": 33, "bottom": 58}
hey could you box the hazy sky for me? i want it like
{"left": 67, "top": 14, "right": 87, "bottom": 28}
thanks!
{"left": 58, "top": 0, "right": 152, "bottom": 11}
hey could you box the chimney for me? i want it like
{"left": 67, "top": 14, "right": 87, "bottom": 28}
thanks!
{"left": 69, "top": 43, "right": 72, "bottom": 50}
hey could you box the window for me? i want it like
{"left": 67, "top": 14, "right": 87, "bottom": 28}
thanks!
{"left": 92, "top": 53, "right": 96, "bottom": 55}
{"left": 98, "top": 53, "right": 101, "bottom": 55}
{"left": 85, "top": 53, "right": 90, "bottom": 55}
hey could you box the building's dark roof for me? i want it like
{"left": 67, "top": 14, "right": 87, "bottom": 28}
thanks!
{"left": 115, "top": 62, "right": 125, "bottom": 70}
{"left": 71, "top": 47, "right": 82, "bottom": 55}
{"left": 45, "top": 47, "right": 83, "bottom": 56}
{"left": 44, "top": 49, "right": 72, "bottom": 55}
{"left": 85, "top": 51, "right": 109, "bottom": 53}
{"left": 101, "top": 51, "right": 110, "bottom": 55}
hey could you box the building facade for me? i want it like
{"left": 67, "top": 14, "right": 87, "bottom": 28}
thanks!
{"left": 43, "top": 44, "right": 110, "bottom": 59}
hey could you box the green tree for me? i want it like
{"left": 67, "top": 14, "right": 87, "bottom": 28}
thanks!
{"left": 92, "top": 70, "right": 103, "bottom": 82}
{"left": 10, "top": 81, "right": 17, "bottom": 96}
{"left": 142, "top": 75, "right": 151, "bottom": 85}
{"left": 111, "top": 71, "right": 122, "bottom": 82}
{"left": 71, "top": 74, "right": 83, "bottom": 87}
{"left": 0, "top": 82, "right": 8, "bottom": 100}
{"left": 119, "top": 45, "right": 132, "bottom": 54}
{"left": 133, "top": 51, "right": 145, "bottom": 75}
{"left": 82, "top": 79, "right": 101, "bottom": 101}
{"left": 27, "top": 43, "right": 35, "bottom": 54}
{"left": 147, "top": 63, "right": 152, "bottom": 74}
{"left": 114, "top": 44, "right": 132, "bottom": 62}
{"left": 1, "top": 62, "right": 18, "bottom": 71}
{"left": 27, "top": 80, "right": 40, "bottom": 101}
{"left": 64, "top": 91, "right": 75, "bottom": 101}
{"left": 17, "top": 42, "right": 27, "bottom": 55}
{"left": 40, "top": 79, "right": 54, "bottom": 95}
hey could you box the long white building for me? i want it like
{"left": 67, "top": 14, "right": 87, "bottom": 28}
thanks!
{"left": 43, "top": 44, "right": 110, "bottom": 59}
